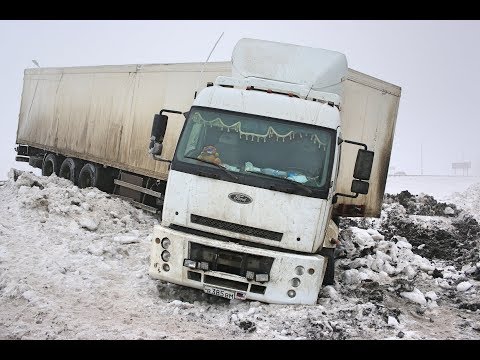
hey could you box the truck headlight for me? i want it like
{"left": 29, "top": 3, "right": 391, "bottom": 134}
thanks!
{"left": 161, "top": 250, "right": 170, "bottom": 262}
{"left": 287, "top": 290, "right": 296, "bottom": 298}
{"left": 255, "top": 273, "right": 269, "bottom": 283}
{"left": 198, "top": 262, "right": 210, "bottom": 271}
{"left": 183, "top": 259, "right": 197, "bottom": 268}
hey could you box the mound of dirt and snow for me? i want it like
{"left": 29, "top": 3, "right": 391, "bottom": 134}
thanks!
{"left": 0, "top": 169, "right": 479, "bottom": 339}
{"left": 444, "top": 182, "right": 480, "bottom": 223}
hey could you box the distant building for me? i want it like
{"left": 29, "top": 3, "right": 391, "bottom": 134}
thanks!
{"left": 452, "top": 161, "right": 471, "bottom": 176}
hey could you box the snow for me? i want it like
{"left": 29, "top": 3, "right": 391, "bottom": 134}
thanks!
{"left": 456, "top": 281, "right": 473, "bottom": 292}
{"left": 387, "top": 316, "right": 400, "bottom": 327}
{"left": 400, "top": 288, "right": 427, "bottom": 306}
{"left": 444, "top": 182, "right": 480, "bottom": 222}
{"left": 385, "top": 175, "right": 480, "bottom": 201}
{"left": 0, "top": 169, "right": 479, "bottom": 339}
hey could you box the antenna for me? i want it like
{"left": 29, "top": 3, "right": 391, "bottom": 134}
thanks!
{"left": 32, "top": 60, "right": 40, "bottom": 68}
{"left": 195, "top": 32, "right": 224, "bottom": 99}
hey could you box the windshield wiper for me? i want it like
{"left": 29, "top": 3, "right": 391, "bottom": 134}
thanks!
{"left": 245, "top": 170, "right": 312, "bottom": 194}
{"left": 184, "top": 156, "right": 239, "bottom": 180}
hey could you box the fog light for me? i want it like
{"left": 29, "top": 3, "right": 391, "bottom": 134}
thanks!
{"left": 255, "top": 273, "right": 269, "bottom": 283}
{"left": 295, "top": 266, "right": 304, "bottom": 276}
{"left": 161, "top": 238, "right": 170, "bottom": 249}
{"left": 198, "top": 262, "right": 210, "bottom": 271}
{"left": 183, "top": 259, "right": 197, "bottom": 269}
{"left": 161, "top": 250, "right": 170, "bottom": 262}
{"left": 290, "top": 277, "right": 301, "bottom": 287}
{"left": 246, "top": 271, "right": 255, "bottom": 280}
{"left": 287, "top": 290, "right": 296, "bottom": 298}
{"left": 162, "top": 264, "right": 170, "bottom": 272}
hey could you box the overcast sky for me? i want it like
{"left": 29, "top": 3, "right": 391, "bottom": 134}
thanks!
{"left": 1, "top": 20, "right": 479, "bottom": 178}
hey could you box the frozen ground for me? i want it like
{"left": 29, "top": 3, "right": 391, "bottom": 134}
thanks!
{"left": 0, "top": 169, "right": 479, "bottom": 339}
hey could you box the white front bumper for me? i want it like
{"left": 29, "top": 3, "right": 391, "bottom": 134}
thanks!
{"left": 149, "top": 225, "right": 327, "bottom": 305}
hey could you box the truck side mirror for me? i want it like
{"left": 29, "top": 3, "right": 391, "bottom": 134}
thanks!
{"left": 332, "top": 141, "right": 374, "bottom": 202}
{"left": 151, "top": 114, "right": 168, "bottom": 141}
{"left": 351, "top": 179, "right": 369, "bottom": 194}
{"left": 149, "top": 114, "right": 168, "bottom": 155}
{"left": 353, "top": 149, "right": 374, "bottom": 180}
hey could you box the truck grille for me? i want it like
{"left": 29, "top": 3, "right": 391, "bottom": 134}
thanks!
{"left": 190, "top": 214, "right": 283, "bottom": 241}
{"left": 189, "top": 242, "right": 274, "bottom": 278}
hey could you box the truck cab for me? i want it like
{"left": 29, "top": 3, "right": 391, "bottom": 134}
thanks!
{"left": 148, "top": 38, "right": 377, "bottom": 304}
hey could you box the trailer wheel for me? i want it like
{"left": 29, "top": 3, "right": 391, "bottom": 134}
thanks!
{"left": 78, "top": 163, "right": 100, "bottom": 189}
{"left": 320, "top": 247, "right": 335, "bottom": 286}
{"left": 59, "top": 157, "right": 82, "bottom": 184}
{"left": 42, "top": 154, "right": 60, "bottom": 177}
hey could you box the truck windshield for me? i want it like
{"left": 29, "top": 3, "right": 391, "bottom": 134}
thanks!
{"left": 173, "top": 107, "right": 336, "bottom": 195}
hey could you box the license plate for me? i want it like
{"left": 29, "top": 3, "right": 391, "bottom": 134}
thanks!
{"left": 204, "top": 285, "right": 235, "bottom": 300}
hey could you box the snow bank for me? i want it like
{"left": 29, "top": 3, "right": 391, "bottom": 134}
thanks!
{"left": 0, "top": 169, "right": 479, "bottom": 340}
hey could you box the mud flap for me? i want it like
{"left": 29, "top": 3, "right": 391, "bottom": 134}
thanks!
{"left": 319, "top": 247, "right": 335, "bottom": 285}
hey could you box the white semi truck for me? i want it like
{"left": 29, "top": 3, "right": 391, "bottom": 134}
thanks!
{"left": 15, "top": 38, "right": 401, "bottom": 305}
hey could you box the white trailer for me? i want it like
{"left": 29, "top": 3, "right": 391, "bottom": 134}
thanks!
{"left": 16, "top": 62, "right": 230, "bottom": 211}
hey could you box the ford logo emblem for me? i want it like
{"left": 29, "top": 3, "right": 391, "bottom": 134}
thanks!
{"left": 228, "top": 192, "right": 252, "bottom": 204}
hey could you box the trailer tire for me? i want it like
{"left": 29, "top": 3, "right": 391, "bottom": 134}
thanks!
{"left": 320, "top": 247, "right": 335, "bottom": 286}
{"left": 59, "top": 157, "right": 82, "bottom": 184}
{"left": 42, "top": 154, "right": 60, "bottom": 177}
{"left": 78, "top": 163, "right": 100, "bottom": 189}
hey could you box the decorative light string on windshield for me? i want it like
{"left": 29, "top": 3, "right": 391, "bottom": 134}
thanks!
{"left": 192, "top": 112, "right": 327, "bottom": 149}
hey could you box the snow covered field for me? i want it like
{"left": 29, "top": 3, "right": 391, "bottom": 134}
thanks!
{"left": 0, "top": 169, "right": 479, "bottom": 339}
{"left": 385, "top": 175, "right": 480, "bottom": 201}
